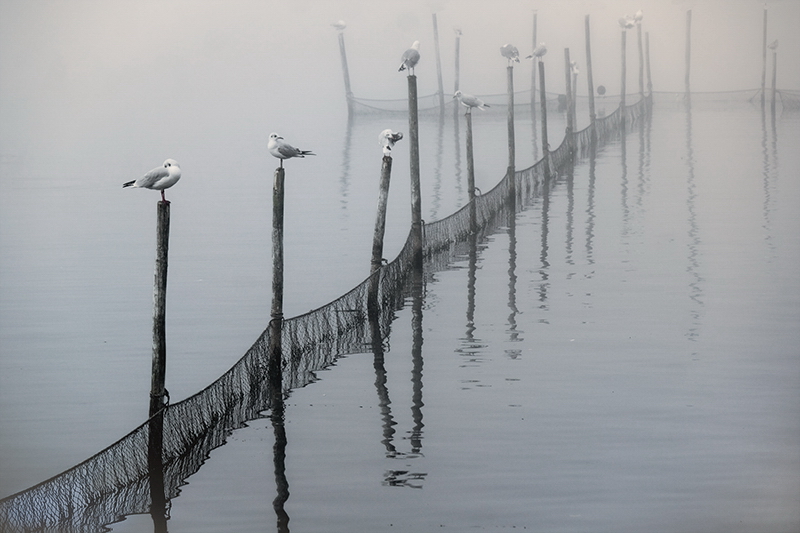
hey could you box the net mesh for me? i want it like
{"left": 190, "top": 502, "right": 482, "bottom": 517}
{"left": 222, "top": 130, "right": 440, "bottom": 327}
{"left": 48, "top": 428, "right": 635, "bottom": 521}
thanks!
{"left": 0, "top": 95, "right": 651, "bottom": 533}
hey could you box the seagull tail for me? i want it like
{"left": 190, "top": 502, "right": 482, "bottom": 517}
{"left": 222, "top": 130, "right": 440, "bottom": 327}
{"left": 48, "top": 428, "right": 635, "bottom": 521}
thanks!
{"left": 300, "top": 151, "right": 316, "bottom": 156}
{"left": 123, "top": 180, "right": 136, "bottom": 188}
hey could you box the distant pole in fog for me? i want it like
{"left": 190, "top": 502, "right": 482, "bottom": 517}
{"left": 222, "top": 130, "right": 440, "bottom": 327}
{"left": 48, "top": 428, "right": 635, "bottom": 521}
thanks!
{"left": 761, "top": 8, "right": 768, "bottom": 106}
{"left": 685, "top": 10, "right": 692, "bottom": 98}
{"left": 585, "top": 14, "right": 596, "bottom": 125}
{"left": 336, "top": 28, "right": 353, "bottom": 115}
{"left": 538, "top": 61, "right": 551, "bottom": 181}
{"left": 564, "top": 48, "right": 574, "bottom": 136}
{"left": 149, "top": 201, "right": 170, "bottom": 417}
{"left": 531, "top": 11, "right": 538, "bottom": 114}
{"left": 465, "top": 110, "right": 476, "bottom": 205}
{"left": 636, "top": 20, "right": 644, "bottom": 99}
{"left": 645, "top": 31, "right": 653, "bottom": 96}
{"left": 620, "top": 28, "right": 627, "bottom": 110}
{"left": 507, "top": 64, "right": 515, "bottom": 173}
{"left": 770, "top": 46, "right": 778, "bottom": 116}
{"left": 454, "top": 29, "right": 461, "bottom": 93}
{"left": 432, "top": 14, "right": 445, "bottom": 110}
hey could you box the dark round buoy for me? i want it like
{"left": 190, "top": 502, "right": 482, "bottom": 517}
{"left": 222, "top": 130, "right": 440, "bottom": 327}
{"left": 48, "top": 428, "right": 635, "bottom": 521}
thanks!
{"left": 597, "top": 85, "right": 606, "bottom": 95}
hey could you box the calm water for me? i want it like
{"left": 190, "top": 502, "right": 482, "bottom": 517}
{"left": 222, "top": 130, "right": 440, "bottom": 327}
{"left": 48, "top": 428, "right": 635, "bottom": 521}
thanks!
{"left": 2, "top": 98, "right": 799, "bottom": 532}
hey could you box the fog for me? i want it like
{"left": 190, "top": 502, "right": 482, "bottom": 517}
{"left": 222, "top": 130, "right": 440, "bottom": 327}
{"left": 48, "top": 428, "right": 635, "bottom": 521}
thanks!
{"left": 1, "top": 0, "right": 798, "bottom": 156}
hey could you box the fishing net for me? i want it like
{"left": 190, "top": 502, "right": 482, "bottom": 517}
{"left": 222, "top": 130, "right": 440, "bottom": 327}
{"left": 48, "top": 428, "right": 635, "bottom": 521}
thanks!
{"left": 0, "top": 95, "right": 651, "bottom": 533}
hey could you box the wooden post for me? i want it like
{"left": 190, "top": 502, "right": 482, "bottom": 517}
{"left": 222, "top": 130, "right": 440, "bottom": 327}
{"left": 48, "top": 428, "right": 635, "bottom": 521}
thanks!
{"left": 337, "top": 31, "right": 353, "bottom": 115}
{"left": 268, "top": 167, "right": 285, "bottom": 401}
{"left": 454, "top": 30, "right": 461, "bottom": 94}
{"left": 645, "top": 31, "right": 653, "bottom": 96}
{"left": 564, "top": 48, "right": 573, "bottom": 136}
{"left": 466, "top": 110, "right": 475, "bottom": 204}
{"left": 637, "top": 22, "right": 644, "bottom": 99}
{"left": 531, "top": 12, "right": 538, "bottom": 116}
{"left": 371, "top": 155, "right": 393, "bottom": 274}
{"left": 620, "top": 29, "right": 627, "bottom": 110}
{"left": 761, "top": 8, "right": 767, "bottom": 106}
{"left": 407, "top": 75, "right": 423, "bottom": 269}
{"left": 539, "top": 61, "right": 550, "bottom": 180}
{"left": 685, "top": 10, "right": 691, "bottom": 98}
{"left": 433, "top": 14, "right": 445, "bottom": 110}
{"left": 771, "top": 49, "right": 777, "bottom": 116}
{"left": 149, "top": 201, "right": 169, "bottom": 417}
{"left": 507, "top": 65, "right": 515, "bottom": 173}
{"left": 585, "top": 14, "right": 596, "bottom": 125}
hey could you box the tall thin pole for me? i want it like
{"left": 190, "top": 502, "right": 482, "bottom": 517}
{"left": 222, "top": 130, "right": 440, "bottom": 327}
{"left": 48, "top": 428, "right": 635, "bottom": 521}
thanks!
{"left": 564, "top": 48, "right": 574, "bottom": 136}
{"left": 771, "top": 49, "right": 777, "bottom": 116}
{"left": 539, "top": 61, "right": 550, "bottom": 180}
{"left": 408, "top": 75, "right": 423, "bottom": 269}
{"left": 507, "top": 65, "right": 515, "bottom": 173}
{"left": 645, "top": 31, "right": 653, "bottom": 96}
{"left": 620, "top": 29, "right": 627, "bottom": 110}
{"left": 761, "top": 8, "right": 768, "bottom": 106}
{"left": 337, "top": 31, "right": 353, "bottom": 115}
{"left": 531, "top": 12, "right": 538, "bottom": 113}
{"left": 466, "top": 110, "right": 477, "bottom": 233}
{"left": 149, "top": 201, "right": 169, "bottom": 417}
{"left": 371, "top": 155, "right": 393, "bottom": 274}
{"left": 685, "top": 10, "right": 692, "bottom": 98}
{"left": 585, "top": 14, "right": 596, "bottom": 125}
{"left": 637, "top": 22, "right": 644, "bottom": 99}
{"left": 454, "top": 30, "right": 461, "bottom": 94}
{"left": 433, "top": 14, "right": 445, "bottom": 110}
{"left": 268, "top": 167, "right": 285, "bottom": 404}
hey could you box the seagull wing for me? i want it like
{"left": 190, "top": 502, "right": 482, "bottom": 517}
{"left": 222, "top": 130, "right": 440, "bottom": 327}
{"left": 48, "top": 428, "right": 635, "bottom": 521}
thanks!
{"left": 137, "top": 166, "right": 170, "bottom": 188}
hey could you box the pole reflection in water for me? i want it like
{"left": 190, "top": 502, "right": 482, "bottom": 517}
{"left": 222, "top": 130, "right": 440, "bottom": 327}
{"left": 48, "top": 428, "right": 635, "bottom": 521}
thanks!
{"left": 564, "top": 155, "right": 575, "bottom": 267}
{"left": 584, "top": 137, "right": 597, "bottom": 267}
{"left": 430, "top": 110, "right": 445, "bottom": 220}
{"left": 620, "top": 116, "right": 631, "bottom": 242}
{"left": 537, "top": 171, "right": 551, "bottom": 314}
{"left": 684, "top": 94, "right": 704, "bottom": 342}
{"left": 760, "top": 104, "right": 778, "bottom": 258}
{"left": 270, "top": 387, "right": 290, "bottom": 532}
{"left": 506, "top": 202, "right": 522, "bottom": 358}
{"left": 147, "top": 410, "right": 168, "bottom": 533}
{"left": 338, "top": 112, "right": 354, "bottom": 215}
{"left": 368, "top": 271, "right": 398, "bottom": 456}
{"left": 453, "top": 101, "right": 464, "bottom": 206}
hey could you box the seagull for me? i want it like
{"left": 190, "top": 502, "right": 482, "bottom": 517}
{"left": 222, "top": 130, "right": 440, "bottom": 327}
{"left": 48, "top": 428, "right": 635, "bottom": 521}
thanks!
{"left": 454, "top": 27, "right": 462, "bottom": 37}
{"left": 526, "top": 42, "right": 547, "bottom": 60}
{"left": 379, "top": 129, "right": 404, "bottom": 155}
{"left": 619, "top": 16, "right": 635, "bottom": 30}
{"left": 123, "top": 159, "right": 181, "bottom": 203}
{"left": 768, "top": 39, "right": 778, "bottom": 50}
{"left": 570, "top": 61, "right": 579, "bottom": 76}
{"left": 268, "top": 133, "right": 315, "bottom": 168}
{"left": 398, "top": 40, "right": 421, "bottom": 74}
{"left": 454, "top": 90, "right": 490, "bottom": 112}
{"left": 331, "top": 20, "right": 346, "bottom": 31}
{"left": 500, "top": 44, "right": 520, "bottom": 64}
{"left": 634, "top": 9, "right": 643, "bottom": 23}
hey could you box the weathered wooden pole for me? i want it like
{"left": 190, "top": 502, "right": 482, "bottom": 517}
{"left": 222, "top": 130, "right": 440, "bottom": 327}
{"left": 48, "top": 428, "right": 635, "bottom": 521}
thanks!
{"left": 433, "top": 14, "right": 445, "bottom": 110}
{"left": 637, "top": 22, "right": 644, "bottom": 99}
{"left": 507, "top": 64, "right": 515, "bottom": 173}
{"left": 645, "top": 31, "right": 653, "bottom": 96}
{"left": 267, "top": 167, "right": 285, "bottom": 401}
{"left": 371, "top": 155, "right": 393, "bottom": 274}
{"left": 620, "top": 29, "right": 627, "bottom": 110}
{"left": 336, "top": 30, "right": 354, "bottom": 115}
{"left": 454, "top": 29, "right": 461, "bottom": 94}
{"left": 531, "top": 12, "right": 538, "bottom": 115}
{"left": 564, "top": 48, "right": 574, "bottom": 136}
{"left": 407, "top": 75, "right": 423, "bottom": 269}
{"left": 465, "top": 110, "right": 476, "bottom": 203}
{"left": 149, "top": 201, "right": 169, "bottom": 417}
{"left": 770, "top": 48, "right": 777, "bottom": 116}
{"left": 538, "top": 61, "right": 550, "bottom": 180}
{"left": 761, "top": 8, "right": 768, "bottom": 106}
{"left": 685, "top": 10, "right": 692, "bottom": 98}
{"left": 585, "top": 14, "right": 596, "bottom": 125}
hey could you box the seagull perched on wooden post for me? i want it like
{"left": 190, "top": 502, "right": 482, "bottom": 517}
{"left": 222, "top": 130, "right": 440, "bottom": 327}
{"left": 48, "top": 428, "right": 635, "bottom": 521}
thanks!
{"left": 331, "top": 20, "right": 346, "bottom": 31}
{"left": 268, "top": 133, "right": 315, "bottom": 168}
{"left": 454, "top": 90, "right": 490, "bottom": 113}
{"left": 398, "top": 40, "right": 421, "bottom": 75}
{"left": 123, "top": 159, "right": 181, "bottom": 203}
{"left": 768, "top": 39, "right": 778, "bottom": 50}
{"left": 526, "top": 42, "right": 547, "bottom": 61}
{"left": 500, "top": 44, "right": 520, "bottom": 64}
{"left": 379, "top": 129, "right": 404, "bottom": 155}
{"left": 634, "top": 10, "right": 643, "bottom": 24}
{"left": 619, "top": 16, "right": 635, "bottom": 30}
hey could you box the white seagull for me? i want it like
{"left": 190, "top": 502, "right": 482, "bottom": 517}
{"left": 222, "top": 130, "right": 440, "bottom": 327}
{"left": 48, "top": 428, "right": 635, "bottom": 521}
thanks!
{"left": 123, "top": 159, "right": 181, "bottom": 203}
{"left": 570, "top": 61, "right": 579, "bottom": 76}
{"left": 526, "top": 42, "right": 547, "bottom": 60}
{"left": 619, "top": 16, "right": 635, "bottom": 30}
{"left": 454, "top": 90, "right": 490, "bottom": 112}
{"left": 331, "top": 20, "right": 346, "bottom": 31}
{"left": 500, "top": 44, "right": 520, "bottom": 63}
{"left": 268, "top": 133, "right": 315, "bottom": 168}
{"left": 379, "top": 129, "right": 404, "bottom": 155}
{"left": 634, "top": 10, "right": 643, "bottom": 24}
{"left": 398, "top": 40, "right": 421, "bottom": 74}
